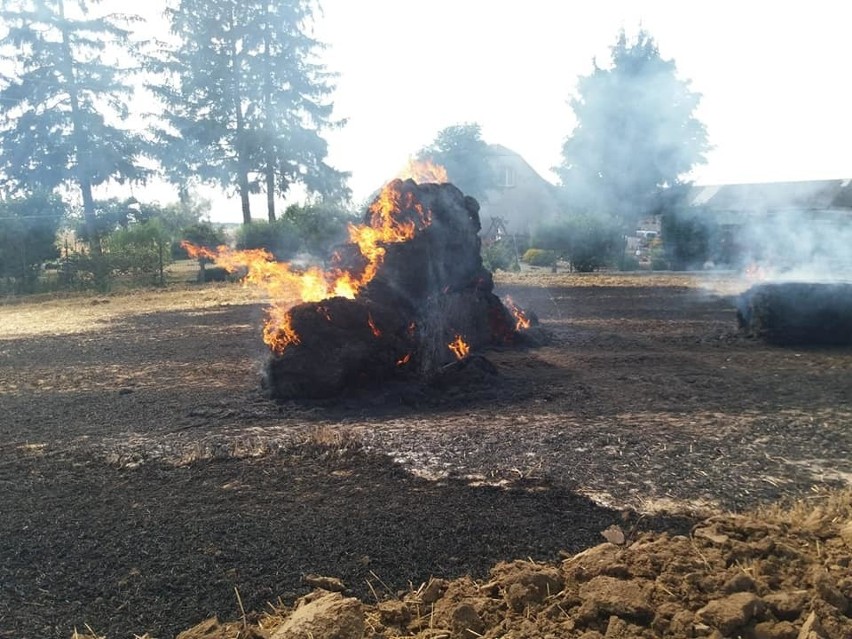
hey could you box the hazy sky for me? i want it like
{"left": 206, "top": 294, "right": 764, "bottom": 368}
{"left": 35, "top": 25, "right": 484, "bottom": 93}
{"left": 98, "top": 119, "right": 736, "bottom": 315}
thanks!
{"left": 125, "top": 1, "right": 852, "bottom": 222}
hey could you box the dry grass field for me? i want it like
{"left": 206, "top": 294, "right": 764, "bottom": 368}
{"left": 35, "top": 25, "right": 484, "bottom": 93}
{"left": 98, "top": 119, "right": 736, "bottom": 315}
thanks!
{"left": 1, "top": 271, "right": 850, "bottom": 638}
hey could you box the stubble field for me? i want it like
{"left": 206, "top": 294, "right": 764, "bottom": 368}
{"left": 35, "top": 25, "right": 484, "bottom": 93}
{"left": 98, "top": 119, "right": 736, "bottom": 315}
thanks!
{"left": 1, "top": 271, "right": 850, "bottom": 638}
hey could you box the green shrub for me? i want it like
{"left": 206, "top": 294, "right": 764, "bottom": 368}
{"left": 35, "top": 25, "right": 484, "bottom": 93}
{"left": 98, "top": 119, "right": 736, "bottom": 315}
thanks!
{"left": 482, "top": 240, "right": 519, "bottom": 272}
{"left": 107, "top": 219, "right": 172, "bottom": 286}
{"left": 0, "top": 192, "right": 64, "bottom": 293}
{"left": 236, "top": 219, "right": 301, "bottom": 260}
{"left": 661, "top": 209, "right": 718, "bottom": 270}
{"left": 522, "top": 248, "right": 559, "bottom": 267}
{"left": 58, "top": 252, "right": 114, "bottom": 291}
{"left": 620, "top": 255, "right": 641, "bottom": 271}
{"left": 531, "top": 214, "right": 622, "bottom": 273}
{"left": 176, "top": 222, "right": 226, "bottom": 260}
{"left": 282, "top": 202, "right": 357, "bottom": 257}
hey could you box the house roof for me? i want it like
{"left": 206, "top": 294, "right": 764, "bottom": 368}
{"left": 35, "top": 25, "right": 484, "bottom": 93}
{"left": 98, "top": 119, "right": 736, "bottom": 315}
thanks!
{"left": 485, "top": 143, "right": 560, "bottom": 196}
{"left": 690, "top": 179, "right": 852, "bottom": 212}
{"left": 480, "top": 144, "right": 562, "bottom": 233}
{"left": 488, "top": 143, "right": 526, "bottom": 158}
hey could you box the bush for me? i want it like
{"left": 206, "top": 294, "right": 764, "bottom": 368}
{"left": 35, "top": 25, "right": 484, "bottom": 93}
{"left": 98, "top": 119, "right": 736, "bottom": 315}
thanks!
{"left": 0, "top": 193, "right": 64, "bottom": 293}
{"left": 661, "top": 209, "right": 718, "bottom": 270}
{"left": 620, "top": 255, "right": 641, "bottom": 271}
{"left": 107, "top": 219, "right": 172, "bottom": 286}
{"left": 531, "top": 214, "right": 622, "bottom": 273}
{"left": 57, "top": 251, "right": 113, "bottom": 291}
{"left": 282, "top": 202, "right": 357, "bottom": 257}
{"left": 651, "top": 257, "right": 669, "bottom": 271}
{"left": 482, "top": 240, "right": 519, "bottom": 272}
{"left": 176, "top": 222, "right": 226, "bottom": 260}
{"left": 522, "top": 248, "right": 559, "bottom": 267}
{"left": 236, "top": 219, "right": 301, "bottom": 260}
{"left": 73, "top": 196, "right": 212, "bottom": 250}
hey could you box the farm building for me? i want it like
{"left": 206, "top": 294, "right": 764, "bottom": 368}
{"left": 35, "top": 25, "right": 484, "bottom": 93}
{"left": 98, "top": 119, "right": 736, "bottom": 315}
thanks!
{"left": 685, "top": 179, "right": 852, "bottom": 270}
{"left": 478, "top": 144, "right": 562, "bottom": 238}
{"left": 690, "top": 179, "right": 852, "bottom": 223}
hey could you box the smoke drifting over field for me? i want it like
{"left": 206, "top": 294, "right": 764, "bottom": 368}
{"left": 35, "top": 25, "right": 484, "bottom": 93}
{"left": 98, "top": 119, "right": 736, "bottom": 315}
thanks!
{"left": 737, "top": 213, "right": 852, "bottom": 283}
{"left": 688, "top": 179, "right": 852, "bottom": 284}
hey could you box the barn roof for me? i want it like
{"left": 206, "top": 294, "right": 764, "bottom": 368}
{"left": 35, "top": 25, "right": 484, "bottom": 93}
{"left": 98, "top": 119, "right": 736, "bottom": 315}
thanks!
{"left": 690, "top": 179, "right": 852, "bottom": 212}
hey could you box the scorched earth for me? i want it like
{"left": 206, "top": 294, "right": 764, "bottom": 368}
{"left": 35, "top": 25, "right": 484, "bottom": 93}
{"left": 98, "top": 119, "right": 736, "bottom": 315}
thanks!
{"left": 0, "top": 271, "right": 850, "bottom": 638}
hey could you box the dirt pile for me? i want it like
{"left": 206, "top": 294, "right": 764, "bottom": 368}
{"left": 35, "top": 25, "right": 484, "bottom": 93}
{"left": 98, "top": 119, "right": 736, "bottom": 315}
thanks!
{"left": 158, "top": 491, "right": 852, "bottom": 639}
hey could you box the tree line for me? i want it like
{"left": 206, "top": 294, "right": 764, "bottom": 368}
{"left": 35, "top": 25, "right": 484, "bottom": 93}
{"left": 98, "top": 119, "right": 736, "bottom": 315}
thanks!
{"left": 0, "top": 0, "right": 354, "bottom": 291}
{"left": 0, "top": 0, "right": 346, "bottom": 233}
{"left": 418, "top": 31, "right": 711, "bottom": 272}
{"left": 0, "top": 3, "right": 711, "bottom": 291}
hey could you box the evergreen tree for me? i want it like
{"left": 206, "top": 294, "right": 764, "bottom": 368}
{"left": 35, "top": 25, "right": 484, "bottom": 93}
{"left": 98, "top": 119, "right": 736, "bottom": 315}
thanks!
{"left": 555, "top": 30, "right": 709, "bottom": 225}
{"left": 0, "top": 0, "right": 148, "bottom": 253}
{"left": 251, "top": 0, "right": 349, "bottom": 220}
{"left": 0, "top": 192, "right": 64, "bottom": 292}
{"left": 417, "top": 123, "right": 496, "bottom": 201}
{"left": 153, "top": 0, "right": 348, "bottom": 224}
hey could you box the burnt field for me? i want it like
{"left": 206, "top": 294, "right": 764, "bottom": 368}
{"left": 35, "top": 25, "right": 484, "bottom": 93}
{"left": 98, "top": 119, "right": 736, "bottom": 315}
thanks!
{"left": 1, "top": 272, "right": 851, "bottom": 639}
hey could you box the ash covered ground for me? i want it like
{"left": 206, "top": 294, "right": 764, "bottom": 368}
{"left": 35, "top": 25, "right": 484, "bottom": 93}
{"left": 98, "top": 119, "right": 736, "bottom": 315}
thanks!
{"left": 1, "top": 272, "right": 850, "bottom": 638}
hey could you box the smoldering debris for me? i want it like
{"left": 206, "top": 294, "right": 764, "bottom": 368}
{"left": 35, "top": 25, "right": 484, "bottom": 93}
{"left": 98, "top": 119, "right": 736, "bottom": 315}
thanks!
{"left": 736, "top": 281, "right": 852, "bottom": 345}
{"left": 263, "top": 179, "right": 536, "bottom": 400}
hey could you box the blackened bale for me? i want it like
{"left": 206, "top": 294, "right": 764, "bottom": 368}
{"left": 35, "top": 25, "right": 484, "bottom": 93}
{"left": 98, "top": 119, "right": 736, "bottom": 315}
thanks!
{"left": 736, "top": 282, "right": 852, "bottom": 345}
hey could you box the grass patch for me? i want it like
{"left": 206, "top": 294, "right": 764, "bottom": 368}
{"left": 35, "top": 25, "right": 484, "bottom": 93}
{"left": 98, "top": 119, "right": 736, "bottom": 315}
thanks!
{"left": 0, "top": 281, "right": 265, "bottom": 338}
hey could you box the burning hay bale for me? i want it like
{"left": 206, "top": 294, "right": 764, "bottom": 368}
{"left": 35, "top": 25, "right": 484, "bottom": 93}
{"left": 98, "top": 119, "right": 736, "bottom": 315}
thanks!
{"left": 184, "top": 174, "right": 534, "bottom": 400}
{"left": 264, "top": 179, "right": 519, "bottom": 399}
{"left": 736, "top": 282, "right": 852, "bottom": 345}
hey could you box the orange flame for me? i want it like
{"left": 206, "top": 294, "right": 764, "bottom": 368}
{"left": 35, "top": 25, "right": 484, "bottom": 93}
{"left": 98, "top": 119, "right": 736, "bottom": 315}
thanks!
{"left": 398, "top": 158, "right": 448, "bottom": 184}
{"left": 367, "top": 312, "right": 382, "bottom": 337}
{"left": 448, "top": 335, "right": 470, "bottom": 360}
{"left": 396, "top": 353, "right": 411, "bottom": 366}
{"left": 182, "top": 181, "right": 432, "bottom": 355}
{"left": 744, "top": 262, "right": 771, "bottom": 283}
{"left": 181, "top": 241, "right": 218, "bottom": 261}
{"left": 504, "top": 296, "right": 531, "bottom": 331}
{"left": 264, "top": 307, "right": 300, "bottom": 354}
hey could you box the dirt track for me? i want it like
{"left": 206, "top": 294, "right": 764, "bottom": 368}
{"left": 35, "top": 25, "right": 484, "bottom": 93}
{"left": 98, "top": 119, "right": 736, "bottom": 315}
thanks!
{"left": 1, "top": 272, "right": 850, "bottom": 638}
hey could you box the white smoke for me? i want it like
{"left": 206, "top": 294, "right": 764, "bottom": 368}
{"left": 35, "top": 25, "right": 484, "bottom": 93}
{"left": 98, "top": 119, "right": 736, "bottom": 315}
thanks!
{"left": 737, "top": 210, "right": 852, "bottom": 284}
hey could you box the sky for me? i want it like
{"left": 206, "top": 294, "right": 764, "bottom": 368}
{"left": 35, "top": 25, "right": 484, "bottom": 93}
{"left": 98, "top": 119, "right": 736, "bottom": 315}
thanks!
{"left": 123, "top": 1, "right": 852, "bottom": 223}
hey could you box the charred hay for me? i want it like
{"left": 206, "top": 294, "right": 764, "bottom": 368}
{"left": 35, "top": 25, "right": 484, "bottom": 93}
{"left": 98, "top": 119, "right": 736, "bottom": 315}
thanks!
{"left": 264, "top": 180, "right": 520, "bottom": 400}
{"left": 736, "top": 282, "right": 852, "bottom": 345}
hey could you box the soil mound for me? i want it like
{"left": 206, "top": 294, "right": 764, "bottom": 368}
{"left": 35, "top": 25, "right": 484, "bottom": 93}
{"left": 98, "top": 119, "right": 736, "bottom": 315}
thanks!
{"left": 104, "top": 490, "right": 852, "bottom": 639}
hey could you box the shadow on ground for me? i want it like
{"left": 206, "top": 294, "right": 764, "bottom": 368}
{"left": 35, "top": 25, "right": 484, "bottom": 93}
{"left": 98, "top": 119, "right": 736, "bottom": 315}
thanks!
{"left": 0, "top": 444, "right": 692, "bottom": 639}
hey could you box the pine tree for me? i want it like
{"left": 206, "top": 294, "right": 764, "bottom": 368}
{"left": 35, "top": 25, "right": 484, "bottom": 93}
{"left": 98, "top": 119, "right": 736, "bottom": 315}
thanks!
{"left": 250, "top": 0, "right": 349, "bottom": 221}
{"left": 0, "top": 0, "right": 148, "bottom": 252}
{"left": 153, "top": 0, "right": 348, "bottom": 224}
{"left": 556, "top": 30, "right": 709, "bottom": 224}
{"left": 417, "top": 123, "right": 496, "bottom": 202}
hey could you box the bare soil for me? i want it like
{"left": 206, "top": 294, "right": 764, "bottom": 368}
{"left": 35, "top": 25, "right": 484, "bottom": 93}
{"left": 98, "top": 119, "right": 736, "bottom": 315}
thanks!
{"left": 1, "top": 272, "right": 850, "bottom": 638}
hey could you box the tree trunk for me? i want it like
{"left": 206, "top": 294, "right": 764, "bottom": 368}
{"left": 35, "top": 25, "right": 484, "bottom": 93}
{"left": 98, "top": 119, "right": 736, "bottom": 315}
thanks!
{"left": 230, "top": 6, "right": 252, "bottom": 225}
{"left": 262, "top": 11, "right": 276, "bottom": 223}
{"left": 79, "top": 176, "right": 99, "bottom": 252}
{"left": 157, "top": 239, "right": 165, "bottom": 287}
{"left": 58, "top": 0, "right": 101, "bottom": 255}
{"left": 238, "top": 170, "right": 252, "bottom": 224}
{"left": 178, "top": 185, "right": 191, "bottom": 207}
{"left": 265, "top": 158, "right": 276, "bottom": 222}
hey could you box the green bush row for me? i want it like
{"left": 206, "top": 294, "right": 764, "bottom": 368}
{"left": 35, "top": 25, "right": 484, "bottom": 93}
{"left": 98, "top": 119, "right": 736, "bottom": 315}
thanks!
{"left": 521, "top": 248, "right": 559, "bottom": 267}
